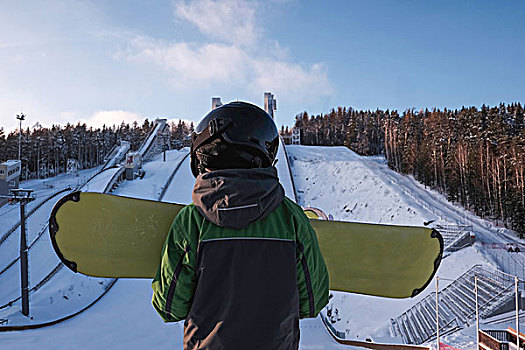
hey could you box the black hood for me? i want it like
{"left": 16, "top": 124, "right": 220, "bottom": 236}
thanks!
{"left": 192, "top": 167, "right": 284, "bottom": 230}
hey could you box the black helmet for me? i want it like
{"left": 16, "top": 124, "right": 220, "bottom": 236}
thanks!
{"left": 190, "top": 101, "right": 279, "bottom": 177}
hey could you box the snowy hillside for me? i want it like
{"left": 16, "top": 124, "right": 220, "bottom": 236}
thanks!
{"left": 288, "top": 146, "right": 431, "bottom": 226}
{"left": 0, "top": 149, "right": 349, "bottom": 349}
{"left": 0, "top": 166, "right": 115, "bottom": 329}
{"left": 287, "top": 146, "right": 524, "bottom": 348}
{"left": 0, "top": 145, "right": 523, "bottom": 350}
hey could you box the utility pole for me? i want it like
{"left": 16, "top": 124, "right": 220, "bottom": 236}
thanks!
{"left": 10, "top": 188, "right": 35, "bottom": 317}
{"left": 16, "top": 113, "right": 25, "bottom": 161}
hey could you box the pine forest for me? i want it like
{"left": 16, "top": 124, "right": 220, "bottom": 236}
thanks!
{"left": 286, "top": 103, "right": 525, "bottom": 234}
{"left": 1, "top": 103, "right": 524, "bottom": 234}
{"left": 0, "top": 119, "right": 193, "bottom": 179}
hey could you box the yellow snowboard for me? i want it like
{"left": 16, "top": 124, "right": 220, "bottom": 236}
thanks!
{"left": 49, "top": 191, "right": 443, "bottom": 298}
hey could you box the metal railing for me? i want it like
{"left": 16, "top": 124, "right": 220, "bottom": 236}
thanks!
{"left": 485, "top": 247, "right": 525, "bottom": 283}
{"left": 392, "top": 265, "right": 517, "bottom": 344}
{"left": 433, "top": 223, "right": 472, "bottom": 251}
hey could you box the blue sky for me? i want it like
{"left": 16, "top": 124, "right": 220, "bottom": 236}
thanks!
{"left": 1, "top": 0, "right": 524, "bottom": 133}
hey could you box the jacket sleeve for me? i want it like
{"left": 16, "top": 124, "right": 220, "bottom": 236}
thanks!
{"left": 151, "top": 217, "right": 197, "bottom": 322}
{"left": 296, "top": 214, "right": 330, "bottom": 319}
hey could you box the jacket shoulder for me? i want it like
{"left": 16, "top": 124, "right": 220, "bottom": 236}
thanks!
{"left": 170, "top": 203, "right": 206, "bottom": 234}
{"left": 281, "top": 197, "right": 309, "bottom": 225}
{"left": 174, "top": 203, "right": 199, "bottom": 219}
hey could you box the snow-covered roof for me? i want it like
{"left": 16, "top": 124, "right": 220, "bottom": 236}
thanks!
{"left": 2, "top": 160, "right": 21, "bottom": 166}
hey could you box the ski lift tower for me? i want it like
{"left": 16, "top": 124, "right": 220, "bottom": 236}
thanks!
{"left": 10, "top": 188, "right": 35, "bottom": 317}
{"left": 264, "top": 92, "right": 277, "bottom": 119}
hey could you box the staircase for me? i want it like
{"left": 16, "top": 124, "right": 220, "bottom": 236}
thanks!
{"left": 391, "top": 265, "right": 516, "bottom": 344}
{"left": 434, "top": 224, "right": 473, "bottom": 252}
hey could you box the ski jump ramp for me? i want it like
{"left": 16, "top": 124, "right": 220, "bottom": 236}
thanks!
{"left": 276, "top": 137, "right": 297, "bottom": 201}
{"left": 138, "top": 119, "right": 168, "bottom": 160}
{"left": 101, "top": 142, "right": 130, "bottom": 171}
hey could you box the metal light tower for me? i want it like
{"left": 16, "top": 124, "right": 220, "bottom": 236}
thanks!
{"left": 10, "top": 188, "right": 35, "bottom": 317}
{"left": 16, "top": 113, "right": 25, "bottom": 161}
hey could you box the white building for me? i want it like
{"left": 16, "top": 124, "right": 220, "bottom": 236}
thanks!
{"left": 0, "top": 160, "right": 21, "bottom": 205}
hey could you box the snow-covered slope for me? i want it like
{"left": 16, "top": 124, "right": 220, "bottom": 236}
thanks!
{"left": 1, "top": 145, "right": 521, "bottom": 350}
{"left": 0, "top": 166, "right": 114, "bottom": 328}
{"left": 0, "top": 148, "right": 352, "bottom": 349}
{"left": 116, "top": 148, "right": 189, "bottom": 201}
{"left": 0, "top": 168, "right": 99, "bottom": 235}
{"left": 288, "top": 146, "right": 432, "bottom": 226}
{"left": 287, "top": 145, "right": 522, "bottom": 348}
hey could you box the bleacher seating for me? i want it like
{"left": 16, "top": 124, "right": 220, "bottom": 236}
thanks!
{"left": 391, "top": 265, "right": 516, "bottom": 344}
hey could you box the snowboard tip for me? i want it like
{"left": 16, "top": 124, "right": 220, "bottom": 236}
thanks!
{"left": 410, "top": 228, "right": 443, "bottom": 298}
{"left": 49, "top": 191, "right": 82, "bottom": 274}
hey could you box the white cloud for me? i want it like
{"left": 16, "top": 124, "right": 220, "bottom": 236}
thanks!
{"left": 125, "top": 37, "right": 249, "bottom": 89}
{"left": 78, "top": 110, "right": 147, "bottom": 128}
{"left": 2, "top": 110, "right": 148, "bottom": 134}
{"left": 250, "top": 61, "right": 333, "bottom": 102}
{"left": 0, "top": 0, "right": 334, "bottom": 133}
{"left": 54, "top": 111, "right": 193, "bottom": 131}
{"left": 173, "top": 0, "right": 260, "bottom": 46}
{"left": 115, "top": 0, "right": 334, "bottom": 106}
{"left": 122, "top": 35, "right": 333, "bottom": 104}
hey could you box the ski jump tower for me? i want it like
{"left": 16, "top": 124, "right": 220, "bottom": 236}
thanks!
{"left": 211, "top": 94, "right": 276, "bottom": 117}
{"left": 212, "top": 97, "right": 223, "bottom": 110}
{"left": 264, "top": 92, "right": 277, "bottom": 119}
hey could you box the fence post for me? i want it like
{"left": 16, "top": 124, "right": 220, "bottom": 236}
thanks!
{"left": 475, "top": 276, "right": 480, "bottom": 350}
{"left": 436, "top": 276, "right": 440, "bottom": 350}
{"left": 516, "top": 276, "right": 520, "bottom": 350}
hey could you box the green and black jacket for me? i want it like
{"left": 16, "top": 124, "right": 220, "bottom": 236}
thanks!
{"left": 152, "top": 167, "right": 329, "bottom": 350}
